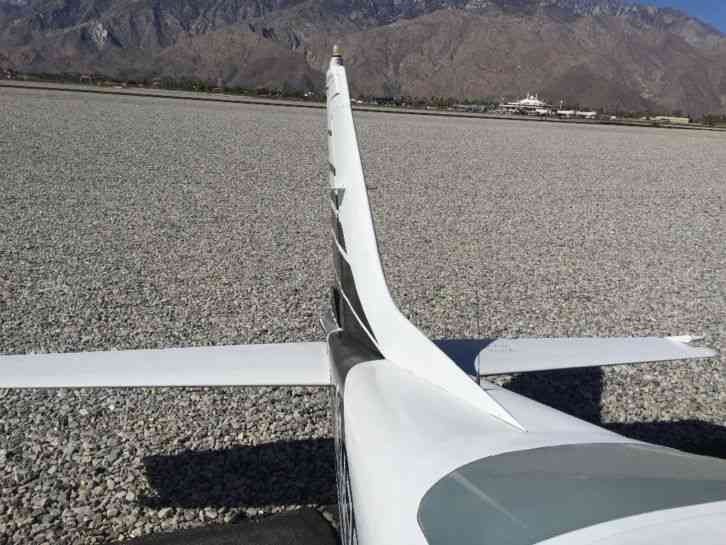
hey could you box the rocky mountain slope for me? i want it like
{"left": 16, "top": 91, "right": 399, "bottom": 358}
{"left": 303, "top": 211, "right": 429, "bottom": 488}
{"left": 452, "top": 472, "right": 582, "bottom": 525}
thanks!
{"left": 1, "top": 0, "right": 725, "bottom": 114}
{"left": 305, "top": 9, "right": 726, "bottom": 114}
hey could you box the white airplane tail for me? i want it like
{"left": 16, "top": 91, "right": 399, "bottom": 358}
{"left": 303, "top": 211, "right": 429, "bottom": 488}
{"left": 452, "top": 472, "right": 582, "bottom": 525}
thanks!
{"left": 324, "top": 47, "right": 715, "bottom": 430}
{"left": 325, "top": 47, "right": 524, "bottom": 429}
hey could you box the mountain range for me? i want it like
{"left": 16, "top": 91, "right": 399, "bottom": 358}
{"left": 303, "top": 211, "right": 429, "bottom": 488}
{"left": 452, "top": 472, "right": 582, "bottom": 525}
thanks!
{"left": 1, "top": 0, "right": 725, "bottom": 115}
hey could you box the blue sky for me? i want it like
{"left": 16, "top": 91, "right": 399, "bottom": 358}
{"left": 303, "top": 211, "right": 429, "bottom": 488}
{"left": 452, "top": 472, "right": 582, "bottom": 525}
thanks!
{"left": 646, "top": 1, "right": 726, "bottom": 33}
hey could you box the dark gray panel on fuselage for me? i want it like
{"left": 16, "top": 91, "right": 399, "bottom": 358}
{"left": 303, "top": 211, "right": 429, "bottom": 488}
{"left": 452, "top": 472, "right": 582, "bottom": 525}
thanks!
{"left": 418, "top": 443, "right": 726, "bottom": 545}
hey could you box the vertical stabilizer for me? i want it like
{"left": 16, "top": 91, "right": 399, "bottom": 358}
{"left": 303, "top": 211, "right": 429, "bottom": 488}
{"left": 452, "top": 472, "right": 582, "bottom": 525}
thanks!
{"left": 325, "top": 48, "right": 523, "bottom": 430}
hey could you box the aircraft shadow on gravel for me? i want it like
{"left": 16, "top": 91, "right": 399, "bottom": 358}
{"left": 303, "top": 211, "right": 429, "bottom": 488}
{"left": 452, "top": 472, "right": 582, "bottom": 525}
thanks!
{"left": 141, "top": 438, "right": 336, "bottom": 509}
{"left": 141, "top": 341, "right": 725, "bottom": 510}
{"left": 437, "top": 338, "right": 726, "bottom": 460}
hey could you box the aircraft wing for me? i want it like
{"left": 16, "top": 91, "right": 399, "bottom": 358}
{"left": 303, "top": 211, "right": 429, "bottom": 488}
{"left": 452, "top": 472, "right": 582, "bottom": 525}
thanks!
{"left": 475, "top": 336, "right": 716, "bottom": 375}
{"left": 0, "top": 342, "right": 329, "bottom": 388}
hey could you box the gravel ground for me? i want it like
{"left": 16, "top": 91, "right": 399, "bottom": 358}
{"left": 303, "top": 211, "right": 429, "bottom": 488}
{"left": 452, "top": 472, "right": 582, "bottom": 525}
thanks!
{"left": 1, "top": 87, "right": 725, "bottom": 544}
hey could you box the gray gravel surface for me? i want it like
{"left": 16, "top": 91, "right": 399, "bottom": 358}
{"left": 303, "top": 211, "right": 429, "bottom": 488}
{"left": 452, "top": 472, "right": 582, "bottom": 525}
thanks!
{"left": 1, "top": 87, "right": 725, "bottom": 544}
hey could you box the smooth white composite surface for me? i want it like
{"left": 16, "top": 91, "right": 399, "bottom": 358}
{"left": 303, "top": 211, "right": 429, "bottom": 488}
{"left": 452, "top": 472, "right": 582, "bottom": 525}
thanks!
{"left": 344, "top": 360, "right": 631, "bottom": 545}
{"left": 477, "top": 336, "right": 716, "bottom": 375}
{"left": 0, "top": 342, "right": 330, "bottom": 387}
{"left": 537, "top": 502, "right": 726, "bottom": 545}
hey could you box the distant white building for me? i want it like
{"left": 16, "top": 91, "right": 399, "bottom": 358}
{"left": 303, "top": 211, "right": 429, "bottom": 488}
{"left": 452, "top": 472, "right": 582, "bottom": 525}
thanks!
{"left": 499, "top": 94, "right": 598, "bottom": 119}
{"left": 500, "top": 94, "right": 552, "bottom": 115}
{"left": 653, "top": 115, "right": 690, "bottom": 125}
{"left": 556, "top": 109, "right": 597, "bottom": 120}
{"left": 576, "top": 110, "right": 598, "bottom": 120}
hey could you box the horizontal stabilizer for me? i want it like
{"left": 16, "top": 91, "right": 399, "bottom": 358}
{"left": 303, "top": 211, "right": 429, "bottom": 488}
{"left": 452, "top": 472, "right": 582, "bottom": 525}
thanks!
{"left": 475, "top": 336, "right": 716, "bottom": 375}
{"left": 0, "top": 342, "right": 329, "bottom": 388}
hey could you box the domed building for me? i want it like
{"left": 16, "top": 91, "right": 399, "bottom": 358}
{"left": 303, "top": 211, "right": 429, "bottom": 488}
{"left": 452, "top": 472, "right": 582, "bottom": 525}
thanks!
{"left": 500, "top": 94, "right": 552, "bottom": 115}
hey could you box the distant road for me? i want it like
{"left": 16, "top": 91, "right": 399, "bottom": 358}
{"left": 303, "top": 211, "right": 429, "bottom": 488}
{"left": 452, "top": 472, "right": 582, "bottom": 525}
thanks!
{"left": 0, "top": 79, "right": 324, "bottom": 109}
{"left": 2, "top": 79, "right": 724, "bottom": 132}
